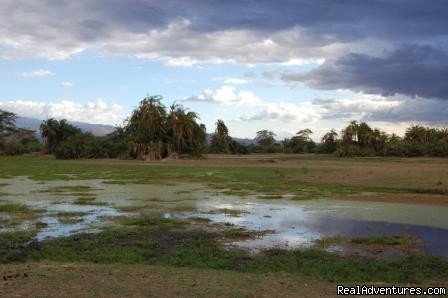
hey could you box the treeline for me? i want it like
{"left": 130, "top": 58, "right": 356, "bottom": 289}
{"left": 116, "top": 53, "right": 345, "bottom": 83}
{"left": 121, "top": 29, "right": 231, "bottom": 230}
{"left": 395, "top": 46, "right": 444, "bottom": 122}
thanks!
{"left": 1, "top": 96, "right": 448, "bottom": 159}
{"left": 39, "top": 96, "right": 207, "bottom": 160}
{"left": 0, "top": 110, "right": 42, "bottom": 155}
{"left": 230, "top": 121, "right": 448, "bottom": 157}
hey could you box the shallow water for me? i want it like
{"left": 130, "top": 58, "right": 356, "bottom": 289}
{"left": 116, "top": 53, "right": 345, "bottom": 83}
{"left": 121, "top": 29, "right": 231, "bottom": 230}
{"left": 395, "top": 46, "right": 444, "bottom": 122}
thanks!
{"left": 1, "top": 177, "right": 448, "bottom": 258}
{"left": 0, "top": 177, "right": 207, "bottom": 240}
{"left": 35, "top": 204, "right": 121, "bottom": 241}
{"left": 193, "top": 197, "right": 448, "bottom": 257}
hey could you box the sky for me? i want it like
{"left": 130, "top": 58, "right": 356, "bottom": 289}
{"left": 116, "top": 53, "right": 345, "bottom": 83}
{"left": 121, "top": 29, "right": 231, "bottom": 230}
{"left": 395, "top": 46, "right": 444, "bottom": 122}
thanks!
{"left": 1, "top": 0, "right": 448, "bottom": 140}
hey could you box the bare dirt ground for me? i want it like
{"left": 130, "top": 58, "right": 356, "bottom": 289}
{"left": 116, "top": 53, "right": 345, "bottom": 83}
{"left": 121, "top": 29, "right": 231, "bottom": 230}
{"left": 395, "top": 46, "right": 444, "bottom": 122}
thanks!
{"left": 0, "top": 262, "right": 337, "bottom": 298}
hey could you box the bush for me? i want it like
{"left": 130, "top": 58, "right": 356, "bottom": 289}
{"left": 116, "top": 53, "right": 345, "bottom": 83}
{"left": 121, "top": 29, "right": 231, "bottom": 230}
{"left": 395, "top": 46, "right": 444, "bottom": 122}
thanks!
{"left": 335, "top": 144, "right": 376, "bottom": 157}
{"left": 3, "top": 138, "right": 42, "bottom": 156}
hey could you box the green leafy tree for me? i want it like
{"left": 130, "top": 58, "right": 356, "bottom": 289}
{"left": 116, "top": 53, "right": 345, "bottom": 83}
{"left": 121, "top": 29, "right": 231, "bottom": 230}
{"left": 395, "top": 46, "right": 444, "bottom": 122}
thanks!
{"left": 40, "top": 118, "right": 81, "bottom": 153}
{"left": 125, "top": 95, "right": 168, "bottom": 160}
{"left": 319, "top": 129, "right": 338, "bottom": 153}
{"left": 255, "top": 130, "right": 276, "bottom": 146}
{"left": 0, "top": 109, "right": 17, "bottom": 151}
{"left": 210, "top": 119, "right": 231, "bottom": 153}
{"left": 124, "top": 96, "right": 207, "bottom": 160}
{"left": 168, "top": 103, "right": 200, "bottom": 154}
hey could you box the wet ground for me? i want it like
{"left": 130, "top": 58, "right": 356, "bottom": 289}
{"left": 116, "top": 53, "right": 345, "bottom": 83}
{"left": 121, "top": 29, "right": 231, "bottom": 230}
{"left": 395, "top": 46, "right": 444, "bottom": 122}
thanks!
{"left": 1, "top": 177, "right": 448, "bottom": 258}
{"left": 192, "top": 197, "right": 448, "bottom": 258}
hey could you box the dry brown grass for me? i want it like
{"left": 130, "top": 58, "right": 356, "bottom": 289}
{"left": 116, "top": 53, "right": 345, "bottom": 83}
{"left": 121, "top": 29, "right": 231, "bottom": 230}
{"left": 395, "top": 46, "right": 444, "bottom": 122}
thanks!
{"left": 79, "top": 153, "right": 448, "bottom": 194}
{"left": 0, "top": 262, "right": 336, "bottom": 297}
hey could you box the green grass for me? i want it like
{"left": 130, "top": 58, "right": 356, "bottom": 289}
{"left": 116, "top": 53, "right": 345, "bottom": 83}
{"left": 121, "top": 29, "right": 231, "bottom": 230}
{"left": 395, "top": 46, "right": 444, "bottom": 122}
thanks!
{"left": 169, "top": 204, "right": 197, "bottom": 212}
{"left": 223, "top": 228, "right": 264, "bottom": 239}
{"left": 351, "top": 235, "right": 414, "bottom": 246}
{"left": 59, "top": 217, "right": 83, "bottom": 224}
{"left": 41, "top": 185, "right": 95, "bottom": 193}
{"left": 73, "top": 196, "right": 106, "bottom": 206}
{"left": 1, "top": 156, "right": 447, "bottom": 284}
{"left": 315, "top": 235, "right": 416, "bottom": 248}
{"left": 56, "top": 211, "right": 86, "bottom": 224}
{"left": 0, "top": 214, "right": 446, "bottom": 282}
{"left": 207, "top": 208, "right": 249, "bottom": 217}
{"left": 120, "top": 215, "right": 185, "bottom": 228}
{"left": 57, "top": 211, "right": 86, "bottom": 217}
{"left": 0, "top": 203, "right": 34, "bottom": 214}
{"left": 35, "top": 222, "right": 49, "bottom": 228}
{"left": 189, "top": 217, "right": 211, "bottom": 223}
{"left": 0, "top": 156, "right": 445, "bottom": 198}
{"left": 7, "top": 218, "right": 444, "bottom": 283}
{"left": 221, "top": 189, "right": 252, "bottom": 196}
{"left": 117, "top": 205, "right": 154, "bottom": 212}
{"left": 0, "top": 230, "right": 37, "bottom": 263}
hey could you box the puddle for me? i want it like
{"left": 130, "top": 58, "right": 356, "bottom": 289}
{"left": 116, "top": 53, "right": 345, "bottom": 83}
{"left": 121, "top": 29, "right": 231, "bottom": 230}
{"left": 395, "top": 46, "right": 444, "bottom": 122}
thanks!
{"left": 192, "top": 197, "right": 448, "bottom": 258}
{"left": 0, "top": 177, "right": 206, "bottom": 240}
{"left": 35, "top": 204, "right": 122, "bottom": 241}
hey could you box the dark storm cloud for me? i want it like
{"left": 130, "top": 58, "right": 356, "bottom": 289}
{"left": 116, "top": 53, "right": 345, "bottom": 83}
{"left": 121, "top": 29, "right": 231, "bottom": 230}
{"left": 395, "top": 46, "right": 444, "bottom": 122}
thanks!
{"left": 87, "top": 0, "right": 448, "bottom": 39}
{"left": 2, "top": 0, "right": 448, "bottom": 125}
{"left": 363, "top": 98, "right": 448, "bottom": 123}
{"left": 311, "top": 97, "right": 448, "bottom": 123}
{"left": 2, "top": 0, "right": 448, "bottom": 61}
{"left": 282, "top": 44, "right": 448, "bottom": 100}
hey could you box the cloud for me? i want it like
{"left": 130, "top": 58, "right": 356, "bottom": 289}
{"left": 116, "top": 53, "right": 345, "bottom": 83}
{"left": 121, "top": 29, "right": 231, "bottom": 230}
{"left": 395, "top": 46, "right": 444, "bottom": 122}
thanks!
{"left": 247, "top": 96, "right": 448, "bottom": 125}
{"left": 0, "top": 98, "right": 125, "bottom": 125}
{"left": 184, "top": 86, "right": 261, "bottom": 106}
{"left": 186, "top": 85, "right": 448, "bottom": 125}
{"left": 19, "top": 70, "right": 54, "bottom": 77}
{"left": 313, "top": 96, "right": 448, "bottom": 124}
{"left": 279, "top": 44, "right": 448, "bottom": 100}
{"left": 312, "top": 97, "right": 401, "bottom": 120}
{"left": 60, "top": 81, "right": 73, "bottom": 87}
{"left": 241, "top": 102, "right": 321, "bottom": 123}
{"left": 1, "top": 1, "right": 448, "bottom": 64}
{"left": 362, "top": 98, "right": 448, "bottom": 123}
{"left": 186, "top": 86, "right": 321, "bottom": 123}
{"left": 212, "top": 77, "right": 248, "bottom": 84}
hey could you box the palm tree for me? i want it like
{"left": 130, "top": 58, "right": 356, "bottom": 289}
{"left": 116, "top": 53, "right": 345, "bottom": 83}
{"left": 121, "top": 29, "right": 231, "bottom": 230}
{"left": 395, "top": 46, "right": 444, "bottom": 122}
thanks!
{"left": 357, "top": 122, "right": 373, "bottom": 147}
{"left": 40, "top": 118, "right": 60, "bottom": 153}
{"left": 168, "top": 103, "right": 199, "bottom": 154}
{"left": 405, "top": 125, "right": 428, "bottom": 144}
{"left": 126, "top": 95, "right": 168, "bottom": 160}
{"left": 210, "top": 119, "right": 231, "bottom": 153}
{"left": 342, "top": 120, "right": 359, "bottom": 143}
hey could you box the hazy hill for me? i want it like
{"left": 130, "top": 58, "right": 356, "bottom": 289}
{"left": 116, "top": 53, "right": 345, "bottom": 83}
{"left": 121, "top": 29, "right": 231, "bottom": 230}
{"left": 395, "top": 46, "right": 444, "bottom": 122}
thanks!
{"left": 15, "top": 117, "right": 116, "bottom": 137}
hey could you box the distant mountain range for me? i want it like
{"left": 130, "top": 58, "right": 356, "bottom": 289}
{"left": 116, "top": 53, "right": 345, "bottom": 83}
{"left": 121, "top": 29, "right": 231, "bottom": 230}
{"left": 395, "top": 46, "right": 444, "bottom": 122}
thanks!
{"left": 15, "top": 116, "right": 257, "bottom": 145}
{"left": 16, "top": 117, "right": 116, "bottom": 137}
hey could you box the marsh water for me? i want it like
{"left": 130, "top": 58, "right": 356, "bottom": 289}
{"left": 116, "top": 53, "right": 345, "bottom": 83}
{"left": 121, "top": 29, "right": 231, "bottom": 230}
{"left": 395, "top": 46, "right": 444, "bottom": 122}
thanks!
{"left": 1, "top": 177, "right": 448, "bottom": 258}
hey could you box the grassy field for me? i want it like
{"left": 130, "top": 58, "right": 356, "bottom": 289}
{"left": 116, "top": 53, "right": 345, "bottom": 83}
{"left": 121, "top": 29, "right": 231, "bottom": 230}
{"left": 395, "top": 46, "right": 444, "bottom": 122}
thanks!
{"left": 1, "top": 154, "right": 448, "bottom": 200}
{"left": 0, "top": 154, "right": 447, "bottom": 296}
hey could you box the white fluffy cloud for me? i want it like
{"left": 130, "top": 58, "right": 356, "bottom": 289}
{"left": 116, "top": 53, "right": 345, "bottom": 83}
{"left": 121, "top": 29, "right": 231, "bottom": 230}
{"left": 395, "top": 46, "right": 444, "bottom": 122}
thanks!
{"left": 60, "top": 81, "right": 73, "bottom": 87}
{"left": 185, "top": 86, "right": 448, "bottom": 127}
{"left": 212, "top": 77, "right": 248, "bottom": 85}
{"left": 0, "top": 98, "right": 125, "bottom": 125}
{"left": 19, "top": 70, "right": 54, "bottom": 77}
{"left": 241, "top": 102, "right": 321, "bottom": 123}
{"left": 185, "top": 86, "right": 261, "bottom": 107}
{"left": 186, "top": 86, "right": 323, "bottom": 123}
